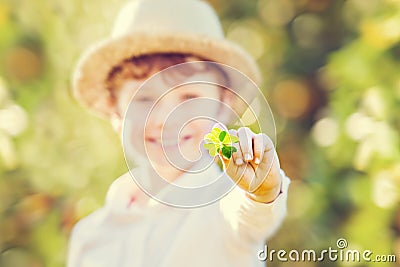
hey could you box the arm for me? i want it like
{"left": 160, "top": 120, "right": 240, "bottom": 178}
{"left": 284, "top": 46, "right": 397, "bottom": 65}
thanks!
{"left": 219, "top": 169, "right": 290, "bottom": 247}
{"left": 217, "top": 126, "right": 290, "bottom": 247}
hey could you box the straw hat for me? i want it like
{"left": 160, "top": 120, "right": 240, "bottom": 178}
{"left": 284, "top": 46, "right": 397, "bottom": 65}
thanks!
{"left": 72, "top": 0, "right": 262, "bottom": 118}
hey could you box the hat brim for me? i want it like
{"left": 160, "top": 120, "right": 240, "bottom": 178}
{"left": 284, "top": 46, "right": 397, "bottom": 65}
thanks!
{"left": 72, "top": 32, "right": 262, "bottom": 118}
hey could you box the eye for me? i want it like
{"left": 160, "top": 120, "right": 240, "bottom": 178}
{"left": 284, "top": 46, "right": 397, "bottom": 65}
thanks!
{"left": 135, "top": 96, "right": 153, "bottom": 102}
{"left": 181, "top": 93, "right": 199, "bottom": 100}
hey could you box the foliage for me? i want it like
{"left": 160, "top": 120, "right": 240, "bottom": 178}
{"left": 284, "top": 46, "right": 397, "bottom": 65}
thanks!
{"left": 203, "top": 128, "right": 239, "bottom": 159}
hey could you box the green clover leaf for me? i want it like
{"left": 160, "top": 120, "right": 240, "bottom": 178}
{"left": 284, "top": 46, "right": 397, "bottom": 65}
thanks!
{"left": 221, "top": 145, "right": 237, "bottom": 159}
{"left": 203, "top": 128, "right": 239, "bottom": 159}
{"left": 218, "top": 131, "right": 226, "bottom": 142}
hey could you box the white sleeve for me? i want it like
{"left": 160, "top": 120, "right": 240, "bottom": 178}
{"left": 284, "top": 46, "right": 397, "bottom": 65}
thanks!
{"left": 219, "top": 169, "right": 290, "bottom": 247}
{"left": 66, "top": 208, "right": 110, "bottom": 267}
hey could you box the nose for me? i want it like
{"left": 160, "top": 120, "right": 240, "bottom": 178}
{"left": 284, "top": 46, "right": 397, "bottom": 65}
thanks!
{"left": 149, "top": 99, "right": 177, "bottom": 129}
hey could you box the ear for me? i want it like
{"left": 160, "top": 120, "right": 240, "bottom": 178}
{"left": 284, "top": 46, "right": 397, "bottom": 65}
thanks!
{"left": 110, "top": 111, "right": 122, "bottom": 133}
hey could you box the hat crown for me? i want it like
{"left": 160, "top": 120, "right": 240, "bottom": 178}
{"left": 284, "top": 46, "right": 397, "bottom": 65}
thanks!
{"left": 112, "top": 0, "right": 224, "bottom": 39}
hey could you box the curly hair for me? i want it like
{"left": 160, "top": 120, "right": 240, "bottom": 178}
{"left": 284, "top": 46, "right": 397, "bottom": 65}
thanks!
{"left": 105, "top": 53, "right": 229, "bottom": 105}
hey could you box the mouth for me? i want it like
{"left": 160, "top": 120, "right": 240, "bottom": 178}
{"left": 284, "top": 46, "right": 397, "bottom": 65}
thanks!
{"left": 146, "top": 135, "right": 192, "bottom": 148}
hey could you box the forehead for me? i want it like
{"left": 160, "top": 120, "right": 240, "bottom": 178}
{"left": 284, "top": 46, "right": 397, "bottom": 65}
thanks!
{"left": 117, "top": 69, "right": 223, "bottom": 100}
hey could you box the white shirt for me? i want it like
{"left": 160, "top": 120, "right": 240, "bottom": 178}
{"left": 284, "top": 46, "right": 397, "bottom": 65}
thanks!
{"left": 67, "top": 164, "right": 290, "bottom": 267}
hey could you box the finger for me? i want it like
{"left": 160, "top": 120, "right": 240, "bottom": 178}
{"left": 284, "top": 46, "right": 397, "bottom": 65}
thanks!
{"left": 249, "top": 136, "right": 276, "bottom": 192}
{"left": 229, "top": 129, "right": 244, "bottom": 165}
{"left": 238, "top": 127, "right": 254, "bottom": 162}
{"left": 263, "top": 134, "right": 275, "bottom": 152}
{"left": 253, "top": 133, "right": 267, "bottom": 165}
{"left": 248, "top": 149, "right": 277, "bottom": 193}
{"left": 253, "top": 133, "right": 274, "bottom": 165}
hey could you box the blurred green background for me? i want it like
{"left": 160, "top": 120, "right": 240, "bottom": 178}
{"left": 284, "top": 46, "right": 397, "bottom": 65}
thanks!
{"left": 0, "top": 0, "right": 399, "bottom": 266}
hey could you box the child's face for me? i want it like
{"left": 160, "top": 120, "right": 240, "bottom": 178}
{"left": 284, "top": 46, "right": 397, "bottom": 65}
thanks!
{"left": 115, "top": 70, "right": 228, "bottom": 171}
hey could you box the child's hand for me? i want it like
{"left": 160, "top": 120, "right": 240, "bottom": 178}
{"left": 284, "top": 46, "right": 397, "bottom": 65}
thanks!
{"left": 212, "top": 126, "right": 282, "bottom": 203}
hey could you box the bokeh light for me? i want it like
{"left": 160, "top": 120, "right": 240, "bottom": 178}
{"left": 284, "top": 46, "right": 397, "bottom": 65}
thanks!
{"left": 361, "top": 16, "right": 400, "bottom": 50}
{"left": 227, "top": 20, "right": 266, "bottom": 59}
{"left": 372, "top": 171, "right": 399, "bottom": 209}
{"left": 4, "top": 46, "right": 42, "bottom": 82}
{"left": 292, "top": 13, "right": 323, "bottom": 49}
{"left": 0, "top": 104, "right": 28, "bottom": 136}
{"left": 258, "top": 0, "right": 295, "bottom": 27}
{"left": 272, "top": 79, "right": 312, "bottom": 119}
{"left": 342, "top": 0, "right": 380, "bottom": 29}
{"left": 311, "top": 117, "right": 339, "bottom": 147}
{"left": 345, "top": 112, "right": 373, "bottom": 141}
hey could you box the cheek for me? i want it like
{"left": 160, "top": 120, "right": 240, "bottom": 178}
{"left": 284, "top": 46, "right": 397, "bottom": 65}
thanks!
{"left": 177, "top": 119, "right": 214, "bottom": 163}
{"left": 130, "top": 128, "right": 143, "bottom": 146}
{"left": 123, "top": 108, "right": 148, "bottom": 151}
{"left": 182, "top": 119, "right": 214, "bottom": 140}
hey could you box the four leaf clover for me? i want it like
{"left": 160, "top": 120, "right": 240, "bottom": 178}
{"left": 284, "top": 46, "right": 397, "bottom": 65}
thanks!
{"left": 203, "top": 128, "right": 239, "bottom": 159}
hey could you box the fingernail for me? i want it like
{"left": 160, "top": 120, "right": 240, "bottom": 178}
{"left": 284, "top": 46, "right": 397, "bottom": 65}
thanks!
{"left": 245, "top": 153, "right": 252, "bottom": 161}
{"left": 254, "top": 157, "right": 260, "bottom": 164}
{"left": 236, "top": 158, "right": 243, "bottom": 165}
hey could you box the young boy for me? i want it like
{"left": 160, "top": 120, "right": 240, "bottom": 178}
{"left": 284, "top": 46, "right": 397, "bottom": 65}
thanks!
{"left": 68, "top": 0, "right": 290, "bottom": 266}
